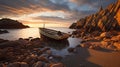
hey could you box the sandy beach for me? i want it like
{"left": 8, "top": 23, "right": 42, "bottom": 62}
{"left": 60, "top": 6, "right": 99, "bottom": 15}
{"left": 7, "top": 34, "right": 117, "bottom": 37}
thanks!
{"left": 62, "top": 47, "right": 120, "bottom": 67}
{"left": 88, "top": 49, "right": 120, "bottom": 67}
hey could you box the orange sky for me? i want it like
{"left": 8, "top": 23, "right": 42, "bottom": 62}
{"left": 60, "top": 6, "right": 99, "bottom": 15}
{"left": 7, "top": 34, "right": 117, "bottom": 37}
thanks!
{"left": 0, "top": 0, "right": 116, "bottom": 27}
{"left": 1, "top": 10, "right": 72, "bottom": 27}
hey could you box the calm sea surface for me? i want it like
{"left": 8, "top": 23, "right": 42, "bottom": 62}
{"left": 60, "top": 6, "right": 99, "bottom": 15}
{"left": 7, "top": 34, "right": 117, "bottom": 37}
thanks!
{"left": 0, "top": 27, "right": 74, "bottom": 40}
{"left": 0, "top": 27, "right": 81, "bottom": 57}
{"left": 0, "top": 28, "right": 40, "bottom": 40}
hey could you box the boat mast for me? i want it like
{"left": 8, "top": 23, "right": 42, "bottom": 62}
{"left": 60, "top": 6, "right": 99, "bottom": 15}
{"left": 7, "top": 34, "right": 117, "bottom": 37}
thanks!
{"left": 43, "top": 22, "right": 45, "bottom": 28}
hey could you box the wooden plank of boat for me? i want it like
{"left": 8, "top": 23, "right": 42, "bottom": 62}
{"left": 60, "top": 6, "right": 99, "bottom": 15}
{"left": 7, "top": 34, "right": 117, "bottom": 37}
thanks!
{"left": 39, "top": 28, "right": 70, "bottom": 40}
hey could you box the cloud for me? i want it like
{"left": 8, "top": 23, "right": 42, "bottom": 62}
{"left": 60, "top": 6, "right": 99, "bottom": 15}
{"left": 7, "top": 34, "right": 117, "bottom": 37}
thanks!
{"left": 69, "top": 0, "right": 116, "bottom": 8}
{"left": 33, "top": 16, "right": 70, "bottom": 23}
{"left": 0, "top": 0, "right": 70, "bottom": 16}
{"left": 0, "top": 0, "right": 117, "bottom": 24}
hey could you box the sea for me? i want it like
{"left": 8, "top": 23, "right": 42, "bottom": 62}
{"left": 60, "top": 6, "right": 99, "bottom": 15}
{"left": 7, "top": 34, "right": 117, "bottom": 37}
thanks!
{"left": 0, "top": 27, "right": 81, "bottom": 57}
{"left": 0, "top": 27, "right": 74, "bottom": 40}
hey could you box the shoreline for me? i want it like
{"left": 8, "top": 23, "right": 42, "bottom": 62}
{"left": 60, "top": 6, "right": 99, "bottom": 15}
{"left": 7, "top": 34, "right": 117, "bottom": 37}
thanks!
{"left": 72, "top": 30, "right": 120, "bottom": 51}
{"left": 0, "top": 29, "right": 120, "bottom": 67}
{"left": 0, "top": 38, "right": 66, "bottom": 67}
{"left": 62, "top": 47, "right": 120, "bottom": 67}
{"left": 60, "top": 30, "right": 120, "bottom": 67}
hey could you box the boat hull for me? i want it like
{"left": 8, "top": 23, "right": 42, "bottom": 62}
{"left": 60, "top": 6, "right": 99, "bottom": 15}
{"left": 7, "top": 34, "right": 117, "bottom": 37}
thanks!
{"left": 40, "top": 33, "right": 68, "bottom": 42}
{"left": 39, "top": 28, "right": 70, "bottom": 41}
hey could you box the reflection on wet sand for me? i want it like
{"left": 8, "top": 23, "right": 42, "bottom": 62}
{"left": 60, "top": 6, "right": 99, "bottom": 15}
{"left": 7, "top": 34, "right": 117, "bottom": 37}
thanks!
{"left": 61, "top": 47, "right": 101, "bottom": 67}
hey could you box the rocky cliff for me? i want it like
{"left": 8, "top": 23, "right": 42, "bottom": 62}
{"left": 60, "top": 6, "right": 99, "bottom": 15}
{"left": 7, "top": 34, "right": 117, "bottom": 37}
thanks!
{"left": 0, "top": 18, "right": 29, "bottom": 29}
{"left": 70, "top": 0, "right": 120, "bottom": 32}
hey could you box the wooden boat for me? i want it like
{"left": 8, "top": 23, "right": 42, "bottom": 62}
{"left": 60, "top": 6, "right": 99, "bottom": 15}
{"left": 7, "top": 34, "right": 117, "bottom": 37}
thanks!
{"left": 39, "top": 28, "right": 70, "bottom": 41}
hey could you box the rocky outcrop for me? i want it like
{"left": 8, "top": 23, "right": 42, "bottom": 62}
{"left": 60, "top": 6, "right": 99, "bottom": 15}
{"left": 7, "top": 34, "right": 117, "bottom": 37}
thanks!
{"left": 78, "top": 31, "right": 120, "bottom": 51}
{"left": 0, "top": 18, "right": 29, "bottom": 29}
{"left": 0, "top": 38, "right": 65, "bottom": 67}
{"left": 70, "top": 0, "right": 120, "bottom": 32}
{"left": 0, "top": 39, "right": 8, "bottom": 43}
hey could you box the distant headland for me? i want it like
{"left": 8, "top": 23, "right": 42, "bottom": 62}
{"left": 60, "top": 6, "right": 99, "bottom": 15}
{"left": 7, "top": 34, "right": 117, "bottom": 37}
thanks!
{"left": 0, "top": 18, "right": 29, "bottom": 29}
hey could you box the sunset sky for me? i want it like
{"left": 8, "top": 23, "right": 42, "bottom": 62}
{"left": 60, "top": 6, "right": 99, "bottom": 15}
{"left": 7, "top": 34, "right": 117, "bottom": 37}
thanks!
{"left": 0, "top": 0, "right": 116, "bottom": 27}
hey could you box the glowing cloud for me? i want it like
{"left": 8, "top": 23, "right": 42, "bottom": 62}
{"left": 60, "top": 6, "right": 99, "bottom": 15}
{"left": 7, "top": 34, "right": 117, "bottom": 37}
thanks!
{"left": 0, "top": 0, "right": 116, "bottom": 27}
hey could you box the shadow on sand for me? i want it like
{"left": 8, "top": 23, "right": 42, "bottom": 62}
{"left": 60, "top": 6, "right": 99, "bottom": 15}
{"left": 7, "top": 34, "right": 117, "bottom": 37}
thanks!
{"left": 61, "top": 47, "right": 101, "bottom": 67}
{"left": 95, "top": 48, "right": 114, "bottom": 53}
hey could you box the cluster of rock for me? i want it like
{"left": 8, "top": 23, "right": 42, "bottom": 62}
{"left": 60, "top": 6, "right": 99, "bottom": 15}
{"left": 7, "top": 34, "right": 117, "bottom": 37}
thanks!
{"left": 75, "top": 31, "right": 120, "bottom": 51}
{"left": 69, "top": 0, "right": 120, "bottom": 51}
{"left": 0, "top": 38, "right": 65, "bottom": 67}
{"left": 0, "top": 18, "right": 29, "bottom": 29}
{"left": 0, "top": 29, "right": 9, "bottom": 34}
{"left": 0, "top": 39, "right": 8, "bottom": 43}
{"left": 70, "top": 0, "right": 120, "bottom": 32}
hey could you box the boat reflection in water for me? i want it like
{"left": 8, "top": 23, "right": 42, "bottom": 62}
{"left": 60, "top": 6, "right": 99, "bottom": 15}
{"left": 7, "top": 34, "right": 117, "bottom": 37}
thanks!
{"left": 42, "top": 39, "right": 69, "bottom": 50}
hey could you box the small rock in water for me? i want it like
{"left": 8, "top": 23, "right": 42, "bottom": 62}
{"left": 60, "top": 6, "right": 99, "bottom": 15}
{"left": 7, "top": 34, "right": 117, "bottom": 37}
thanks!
{"left": 76, "top": 45, "right": 82, "bottom": 47}
{"left": 31, "top": 38, "right": 40, "bottom": 42}
{"left": 38, "top": 55, "right": 49, "bottom": 63}
{"left": 67, "top": 48, "right": 75, "bottom": 52}
{"left": 80, "top": 43, "right": 91, "bottom": 48}
{"left": 46, "top": 50, "right": 52, "bottom": 55}
{"left": 41, "top": 47, "right": 51, "bottom": 52}
{"left": 89, "top": 45, "right": 101, "bottom": 50}
{"left": 52, "top": 55, "right": 63, "bottom": 60}
{"left": 48, "top": 56, "right": 53, "bottom": 60}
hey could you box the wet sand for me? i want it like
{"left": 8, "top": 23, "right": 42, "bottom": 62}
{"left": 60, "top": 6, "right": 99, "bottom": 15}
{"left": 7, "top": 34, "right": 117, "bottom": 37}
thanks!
{"left": 88, "top": 49, "right": 120, "bottom": 67}
{"left": 62, "top": 47, "right": 120, "bottom": 67}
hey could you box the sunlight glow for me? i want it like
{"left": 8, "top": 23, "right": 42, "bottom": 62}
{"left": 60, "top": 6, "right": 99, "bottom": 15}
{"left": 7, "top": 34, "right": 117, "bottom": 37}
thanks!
{"left": 2, "top": 10, "right": 71, "bottom": 28}
{"left": 11, "top": 11, "right": 68, "bottom": 21}
{"left": 25, "top": 23, "right": 71, "bottom": 28}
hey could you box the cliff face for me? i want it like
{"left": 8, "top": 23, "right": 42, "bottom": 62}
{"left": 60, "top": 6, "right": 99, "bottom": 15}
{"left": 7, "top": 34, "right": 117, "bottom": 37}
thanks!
{"left": 0, "top": 18, "right": 29, "bottom": 29}
{"left": 70, "top": 0, "right": 120, "bottom": 32}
